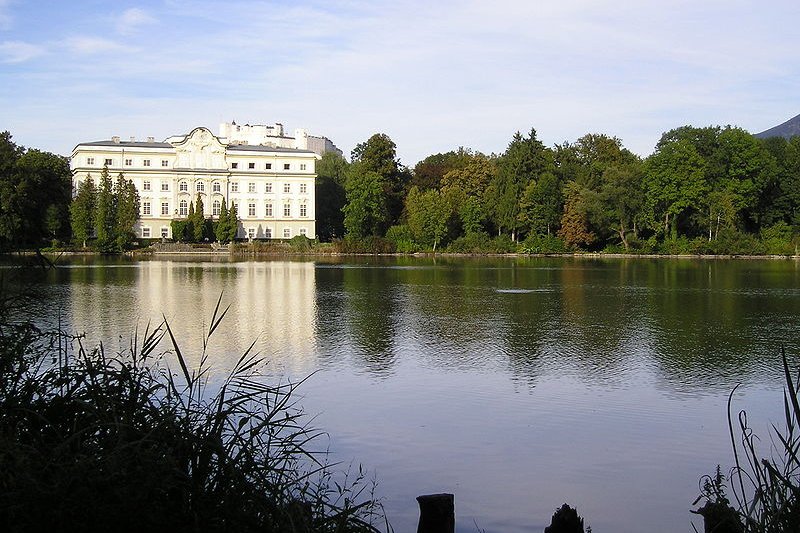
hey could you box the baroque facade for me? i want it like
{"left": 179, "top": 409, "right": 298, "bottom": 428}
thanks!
{"left": 71, "top": 125, "right": 320, "bottom": 240}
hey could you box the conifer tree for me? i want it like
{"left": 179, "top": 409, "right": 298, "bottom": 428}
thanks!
{"left": 192, "top": 194, "right": 206, "bottom": 242}
{"left": 70, "top": 174, "right": 96, "bottom": 248}
{"left": 93, "top": 166, "right": 115, "bottom": 250}
{"left": 215, "top": 200, "right": 229, "bottom": 242}
{"left": 114, "top": 174, "right": 140, "bottom": 249}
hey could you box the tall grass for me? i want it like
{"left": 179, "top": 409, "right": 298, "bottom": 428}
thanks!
{"left": 695, "top": 350, "right": 800, "bottom": 532}
{"left": 0, "top": 290, "right": 386, "bottom": 532}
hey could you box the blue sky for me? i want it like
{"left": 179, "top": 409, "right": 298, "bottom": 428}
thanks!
{"left": 1, "top": 0, "right": 798, "bottom": 165}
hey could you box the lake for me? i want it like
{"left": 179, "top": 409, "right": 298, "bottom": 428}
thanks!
{"left": 8, "top": 255, "right": 800, "bottom": 532}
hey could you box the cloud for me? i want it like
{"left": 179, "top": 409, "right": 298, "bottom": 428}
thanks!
{"left": 0, "top": 40, "right": 45, "bottom": 63}
{"left": 116, "top": 7, "right": 156, "bottom": 35}
{"left": 64, "top": 36, "right": 127, "bottom": 55}
{"left": 0, "top": 0, "right": 11, "bottom": 30}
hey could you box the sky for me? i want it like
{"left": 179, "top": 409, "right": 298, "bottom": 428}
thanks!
{"left": 0, "top": 0, "right": 798, "bottom": 166}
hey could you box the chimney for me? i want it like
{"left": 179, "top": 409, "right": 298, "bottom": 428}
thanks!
{"left": 112, "top": 136, "right": 120, "bottom": 143}
{"left": 147, "top": 136, "right": 155, "bottom": 143}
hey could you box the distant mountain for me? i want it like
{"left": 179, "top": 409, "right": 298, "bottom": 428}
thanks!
{"left": 755, "top": 113, "right": 800, "bottom": 139}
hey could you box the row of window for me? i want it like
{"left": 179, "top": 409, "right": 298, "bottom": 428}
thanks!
{"left": 86, "top": 157, "right": 309, "bottom": 171}
{"left": 140, "top": 180, "right": 308, "bottom": 194}
{"left": 87, "top": 157, "right": 170, "bottom": 168}
{"left": 140, "top": 226, "right": 307, "bottom": 239}
{"left": 230, "top": 162, "right": 308, "bottom": 171}
{"left": 141, "top": 200, "right": 309, "bottom": 218}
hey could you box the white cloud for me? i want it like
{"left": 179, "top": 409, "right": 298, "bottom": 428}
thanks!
{"left": 0, "top": 40, "right": 44, "bottom": 63}
{"left": 0, "top": 0, "right": 12, "bottom": 31}
{"left": 116, "top": 7, "right": 156, "bottom": 35}
{"left": 64, "top": 36, "right": 127, "bottom": 55}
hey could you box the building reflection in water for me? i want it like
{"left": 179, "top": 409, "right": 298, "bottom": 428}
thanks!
{"left": 66, "top": 260, "right": 318, "bottom": 377}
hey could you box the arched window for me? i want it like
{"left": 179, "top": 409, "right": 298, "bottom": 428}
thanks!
{"left": 179, "top": 181, "right": 188, "bottom": 192}
{"left": 196, "top": 181, "right": 205, "bottom": 192}
{"left": 213, "top": 200, "right": 221, "bottom": 216}
{"left": 179, "top": 199, "right": 188, "bottom": 216}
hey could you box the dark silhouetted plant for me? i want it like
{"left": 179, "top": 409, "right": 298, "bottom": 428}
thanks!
{"left": 0, "top": 291, "right": 386, "bottom": 533}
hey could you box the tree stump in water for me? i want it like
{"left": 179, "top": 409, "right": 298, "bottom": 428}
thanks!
{"left": 416, "top": 493, "right": 454, "bottom": 533}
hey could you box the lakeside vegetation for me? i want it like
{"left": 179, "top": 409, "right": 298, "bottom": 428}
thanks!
{"left": 0, "top": 285, "right": 386, "bottom": 532}
{"left": 2, "top": 124, "right": 800, "bottom": 256}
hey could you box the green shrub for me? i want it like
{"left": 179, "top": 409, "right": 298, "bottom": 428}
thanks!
{"left": 520, "top": 234, "right": 569, "bottom": 254}
{"left": 332, "top": 236, "right": 396, "bottom": 254}
{"left": 385, "top": 225, "right": 418, "bottom": 253}
{"left": 760, "top": 222, "right": 796, "bottom": 255}
{"left": 446, "top": 231, "right": 492, "bottom": 253}
{"left": 290, "top": 234, "right": 313, "bottom": 251}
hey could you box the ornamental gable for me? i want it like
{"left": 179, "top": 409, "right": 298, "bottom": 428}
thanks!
{"left": 172, "top": 127, "right": 226, "bottom": 170}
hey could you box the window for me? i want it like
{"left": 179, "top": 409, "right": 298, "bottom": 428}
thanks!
{"left": 299, "top": 228, "right": 307, "bottom": 236}
{"left": 87, "top": 157, "right": 95, "bottom": 165}
{"left": 248, "top": 227, "right": 255, "bottom": 239}
{"left": 265, "top": 182, "right": 272, "bottom": 193}
{"left": 283, "top": 228, "right": 291, "bottom": 238}
{"left": 144, "top": 159, "right": 151, "bottom": 167}
{"left": 283, "top": 203, "right": 291, "bottom": 217}
{"left": 196, "top": 181, "right": 204, "bottom": 192}
{"left": 142, "top": 227, "right": 151, "bottom": 238}
{"left": 125, "top": 158, "right": 133, "bottom": 166}
{"left": 265, "top": 163, "right": 272, "bottom": 170}
{"left": 300, "top": 163, "right": 307, "bottom": 171}
{"left": 213, "top": 200, "right": 221, "bottom": 216}
{"left": 300, "top": 183, "right": 307, "bottom": 194}
{"left": 283, "top": 163, "right": 290, "bottom": 170}
{"left": 231, "top": 181, "right": 239, "bottom": 193}
{"left": 143, "top": 180, "right": 151, "bottom": 191}
{"left": 161, "top": 227, "right": 169, "bottom": 238}
{"left": 179, "top": 181, "right": 188, "bottom": 192}
{"left": 231, "top": 162, "right": 238, "bottom": 169}
{"left": 265, "top": 203, "right": 273, "bottom": 217}
{"left": 248, "top": 162, "right": 255, "bottom": 169}
{"left": 179, "top": 200, "right": 188, "bottom": 216}
{"left": 248, "top": 203, "right": 256, "bottom": 217}
{"left": 265, "top": 228, "right": 272, "bottom": 239}
{"left": 142, "top": 201, "right": 151, "bottom": 216}
{"left": 161, "top": 160, "right": 169, "bottom": 167}
{"left": 283, "top": 183, "right": 290, "bottom": 193}
{"left": 248, "top": 182, "right": 256, "bottom": 193}
{"left": 161, "top": 202, "right": 169, "bottom": 215}
{"left": 212, "top": 181, "right": 220, "bottom": 193}
{"left": 104, "top": 158, "right": 112, "bottom": 166}
{"left": 161, "top": 181, "right": 169, "bottom": 191}
{"left": 300, "top": 204, "right": 307, "bottom": 217}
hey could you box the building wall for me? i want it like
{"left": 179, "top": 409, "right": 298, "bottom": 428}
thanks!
{"left": 71, "top": 127, "right": 318, "bottom": 240}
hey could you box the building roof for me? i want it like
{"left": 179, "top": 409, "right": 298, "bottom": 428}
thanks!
{"left": 77, "top": 140, "right": 173, "bottom": 148}
{"left": 226, "top": 144, "right": 316, "bottom": 154}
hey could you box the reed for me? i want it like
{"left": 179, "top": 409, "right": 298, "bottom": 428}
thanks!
{"left": 0, "top": 292, "right": 386, "bottom": 532}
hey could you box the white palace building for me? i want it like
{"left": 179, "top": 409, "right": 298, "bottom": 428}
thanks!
{"left": 70, "top": 122, "right": 338, "bottom": 240}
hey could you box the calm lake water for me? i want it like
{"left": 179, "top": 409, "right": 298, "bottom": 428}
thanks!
{"left": 9, "top": 255, "right": 800, "bottom": 532}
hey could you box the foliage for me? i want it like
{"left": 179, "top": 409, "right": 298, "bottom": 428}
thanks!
{"left": 114, "top": 174, "right": 140, "bottom": 249}
{"left": 384, "top": 224, "right": 417, "bottom": 253}
{"left": 0, "top": 133, "right": 72, "bottom": 250}
{"left": 445, "top": 231, "right": 493, "bottom": 254}
{"left": 405, "top": 186, "right": 452, "bottom": 251}
{"left": 289, "top": 234, "right": 313, "bottom": 251}
{"left": 316, "top": 152, "right": 349, "bottom": 241}
{"left": 331, "top": 236, "right": 395, "bottom": 254}
{"left": 519, "top": 233, "right": 569, "bottom": 254}
{"left": 760, "top": 222, "right": 796, "bottom": 256}
{"left": 350, "top": 133, "right": 410, "bottom": 226}
{"left": 70, "top": 174, "right": 96, "bottom": 248}
{"left": 93, "top": 166, "right": 116, "bottom": 251}
{"left": 0, "top": 290, "right": 386, "bottom": 533}
{"left": 343, "top": 168, "right": 387, "bottom": 239}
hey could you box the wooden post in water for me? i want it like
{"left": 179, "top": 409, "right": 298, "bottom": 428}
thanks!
{"left": 416, "top": 493, "right": 454, "bottom": 533}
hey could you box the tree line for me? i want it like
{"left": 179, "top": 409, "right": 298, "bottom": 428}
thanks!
{"left": 317, "top": 126, "right": 800, "bottom": 255}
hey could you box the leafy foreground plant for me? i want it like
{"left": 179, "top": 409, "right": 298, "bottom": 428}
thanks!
{"left": 694, "top": 351, "right": 800, "bottom": 532}
{"left": 0, "top": 295, "right": 386, "bottom": 533}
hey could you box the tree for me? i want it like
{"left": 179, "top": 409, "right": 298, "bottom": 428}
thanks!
{"left": 70, "top": 175, "right": 96, "bottom": 248}
{"left": 558, "top": 181, "right": 595, "bottom": 248}
{"left": 342, "top": 168, "right": 387, "bottom": 239}
{"left": 405, "top": 186, "right": 452, "bottom": 251}
{"left": 598, "top": 163, "right": 645, "bottom": 250}
{"left": 644, "top": 139, "right": 708, "bottom": 239}
{"left": 351, "top": 133, "right": 409, "bottom": 226}
{"left": 486, "top": 129, "right": 552, "bottom": 241}
{"left": 440, "top": 154, "right": 496, "bottom": 235}
{"left": 519, "top": 171, "right": 563, "bottom": 237}
{"left": 315, "top": 152, "right": 349, "bottom": 241}
{"left": 192, "top": 194, "right": 206, "bottom": 242}
{"left": 411, "top": 149, "right": 472, "bottom": 191}
{"left": 93, "top": 166, "right": 116, "bottom": 250}
{"left": 114, "top": 174, "right": 140, "bottom": 249}
{"left": 215, "top": 200, "right": 230, "bottom": 242}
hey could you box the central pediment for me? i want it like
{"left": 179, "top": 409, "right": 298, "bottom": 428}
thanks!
{"left": 172, "top": 127, "right": 227, "bottom": 170}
